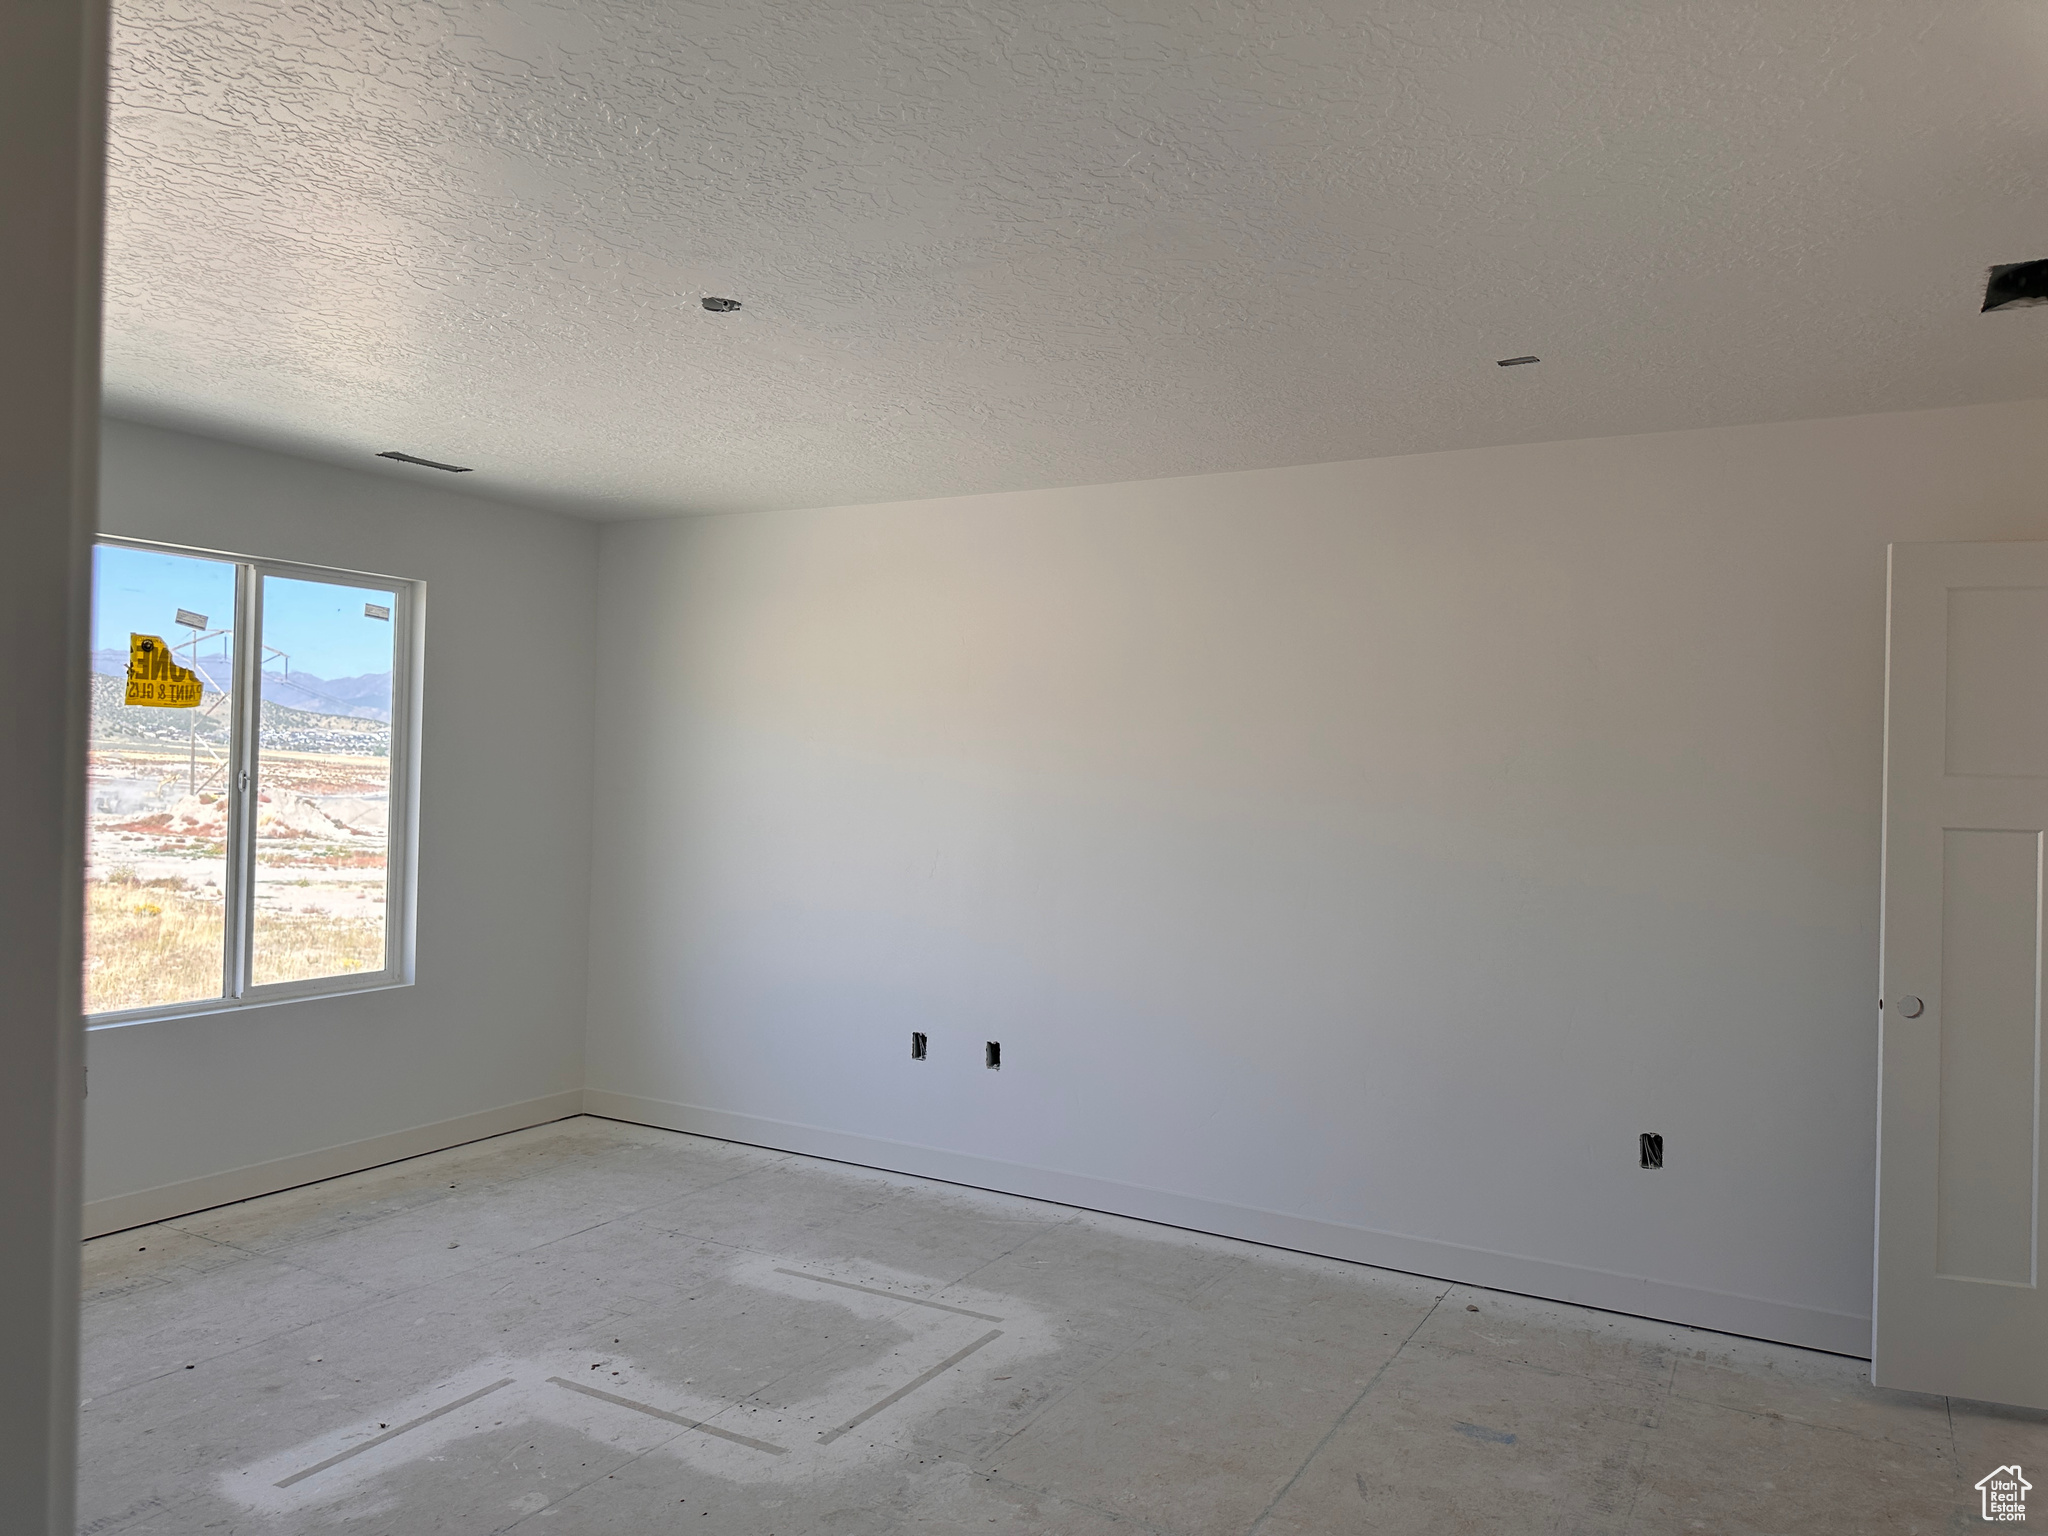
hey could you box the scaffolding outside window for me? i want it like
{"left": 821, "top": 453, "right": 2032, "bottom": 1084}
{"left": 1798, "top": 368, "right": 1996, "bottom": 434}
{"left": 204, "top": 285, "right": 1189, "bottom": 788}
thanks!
{"left": 85, "top": 537, "right": 420, "bottom": 1023}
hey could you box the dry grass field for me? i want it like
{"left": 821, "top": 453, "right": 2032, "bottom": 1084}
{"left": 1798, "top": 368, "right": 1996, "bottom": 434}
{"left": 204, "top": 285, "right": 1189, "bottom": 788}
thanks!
{"left": 83, "top": 880, "right": 226, "bottom": 1015}
{"left": 84, "top": 878, "right": 386, "bottom": 1014}
{"left": 85, "top": 742, "right": 390, "bottom": 1014}
{"left": 248, "top": 906, "right": 384, "bottom": 989}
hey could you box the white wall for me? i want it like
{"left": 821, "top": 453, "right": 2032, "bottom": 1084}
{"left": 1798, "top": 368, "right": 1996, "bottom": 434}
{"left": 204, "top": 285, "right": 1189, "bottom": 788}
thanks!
{"left": 586, "top": 397, "right": 2048, "bottom": 1355}
{"left": 84, "top": 419, "right": 597, "bottom": 1232}
{"left": 1, "top": 0, "right": 101, "bottom": 1524}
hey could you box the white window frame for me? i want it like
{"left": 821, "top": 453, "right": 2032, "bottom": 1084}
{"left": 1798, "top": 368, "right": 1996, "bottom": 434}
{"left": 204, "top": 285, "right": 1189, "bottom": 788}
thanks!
{"left": 86, "top": 535, "right": 423, "bottom": 1028}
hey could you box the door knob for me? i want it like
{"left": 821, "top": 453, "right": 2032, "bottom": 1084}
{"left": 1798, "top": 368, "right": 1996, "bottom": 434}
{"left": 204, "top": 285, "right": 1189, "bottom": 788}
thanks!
{"left": 1894, "top": 996, "right": 1924, "bottom": 1018}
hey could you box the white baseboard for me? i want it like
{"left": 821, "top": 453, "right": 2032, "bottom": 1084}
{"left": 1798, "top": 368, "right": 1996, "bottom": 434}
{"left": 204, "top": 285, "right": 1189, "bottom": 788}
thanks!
{"left": 85, "top": 1084, "right": 1872, "bottom": 1358}
{"left": 81, "top": 1090, "right": 586, "bottom": 1239}
{"left": 583, "top": 1089, "right": 1872, "bottom": 1359}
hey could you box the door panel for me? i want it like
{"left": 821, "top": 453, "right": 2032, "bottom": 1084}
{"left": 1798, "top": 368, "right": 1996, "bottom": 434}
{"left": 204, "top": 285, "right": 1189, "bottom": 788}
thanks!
{"left": 1934, "top": 828, "right": 2039, "bottom": 1286}
{"left": 1877, "top": 541, "right": 2048, "bottom": 1404}
{"left": 1945, "top": 588, "right": 2048, "bottom": 778}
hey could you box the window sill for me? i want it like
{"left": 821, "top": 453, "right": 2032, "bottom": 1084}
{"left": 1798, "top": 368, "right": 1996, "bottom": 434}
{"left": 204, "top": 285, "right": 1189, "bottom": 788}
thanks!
{"left": 85, "top": 976, "right": 414, "bottom": 1031}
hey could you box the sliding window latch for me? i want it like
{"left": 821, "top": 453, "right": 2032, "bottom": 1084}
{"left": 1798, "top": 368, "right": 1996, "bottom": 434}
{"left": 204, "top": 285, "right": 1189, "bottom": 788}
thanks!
{"left": 238, "top": 769, "right": 250, "bottom": 794}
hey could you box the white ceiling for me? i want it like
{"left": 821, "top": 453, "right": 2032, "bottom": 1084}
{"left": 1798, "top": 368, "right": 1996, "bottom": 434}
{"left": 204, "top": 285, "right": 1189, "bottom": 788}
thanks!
{"left": 105, "top": 2, "right": 2048, "bottom": 520}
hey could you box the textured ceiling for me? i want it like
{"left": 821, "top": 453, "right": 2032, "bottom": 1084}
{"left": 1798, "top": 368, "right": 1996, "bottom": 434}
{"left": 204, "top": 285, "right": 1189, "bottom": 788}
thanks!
{"left": 106, "top": 1, "right": 2048, "bottom": 519}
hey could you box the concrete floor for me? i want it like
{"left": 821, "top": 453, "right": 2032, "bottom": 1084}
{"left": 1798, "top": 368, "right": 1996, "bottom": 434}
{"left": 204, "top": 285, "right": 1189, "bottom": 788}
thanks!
{"left": 78, "top": 1117, "right": 2040, "bottom": 1534}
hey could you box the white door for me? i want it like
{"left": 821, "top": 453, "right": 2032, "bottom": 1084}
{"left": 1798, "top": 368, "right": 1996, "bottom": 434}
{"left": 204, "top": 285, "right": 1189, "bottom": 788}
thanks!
{"left": 1876, "top": 540, "right": 2048, "bottom": 1405}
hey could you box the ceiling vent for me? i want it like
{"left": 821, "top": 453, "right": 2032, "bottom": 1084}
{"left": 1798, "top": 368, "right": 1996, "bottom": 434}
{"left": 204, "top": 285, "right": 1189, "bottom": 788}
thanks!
{"left": 1983, "top": 261, "right": 2048, "bottom": 312}
{"left": 377, "top": 451, "right": 472, "bottom": 473}
{"left": 1496, "top": 355, "right": 1540, "bottom": 367}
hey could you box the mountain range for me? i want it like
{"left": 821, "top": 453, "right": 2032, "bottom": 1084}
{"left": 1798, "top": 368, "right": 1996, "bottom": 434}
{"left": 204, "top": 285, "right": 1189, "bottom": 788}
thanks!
{"left": 89, "top": 649, "right": 391, "bottom": 721}
{"left": 88, "top": 674, "right": 390, "bottom": 757}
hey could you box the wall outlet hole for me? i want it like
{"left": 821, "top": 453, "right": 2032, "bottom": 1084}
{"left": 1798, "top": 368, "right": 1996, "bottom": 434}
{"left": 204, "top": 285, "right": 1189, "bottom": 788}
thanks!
{"left": 1639, "top": 1132, "right": 1663, "bottom": 1169}
{"left": 985, "top": 1041, "right": 1000, "bottom": 1070}
{"left": 910, "top": 1032, "right": 927, "bottom": 1061}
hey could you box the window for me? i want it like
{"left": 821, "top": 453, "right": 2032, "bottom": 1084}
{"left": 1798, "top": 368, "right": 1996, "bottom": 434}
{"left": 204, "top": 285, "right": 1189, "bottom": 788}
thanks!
{"left": 85, "top": 538, "right": 418, "bottom": 1021}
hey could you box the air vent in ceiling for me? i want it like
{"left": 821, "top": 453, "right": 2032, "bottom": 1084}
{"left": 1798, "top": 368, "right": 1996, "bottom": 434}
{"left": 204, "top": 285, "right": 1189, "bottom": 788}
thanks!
{"left": 1984, "top": 260, "right": 2048, "bottom": 312}
{"left": 378, "top": 451, "right": 472, "bottom": 473}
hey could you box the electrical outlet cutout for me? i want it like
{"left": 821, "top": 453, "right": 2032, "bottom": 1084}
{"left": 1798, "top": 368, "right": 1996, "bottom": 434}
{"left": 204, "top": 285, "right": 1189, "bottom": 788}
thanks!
{"left": 985, "top": 1041, "right": 1000, "bottom": 1070}
{"left": 910, "top": 1032, "right": 927, "bottom": 1061}
{"left": 1639, "top": 1133, "right": 1663, "bottom": 1169}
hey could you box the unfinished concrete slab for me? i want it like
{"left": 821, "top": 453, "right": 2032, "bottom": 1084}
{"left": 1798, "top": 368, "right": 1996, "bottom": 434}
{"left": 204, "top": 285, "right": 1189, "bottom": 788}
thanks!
{"left": 78, "top": 1117, "right": 2043, "bottom": 1533}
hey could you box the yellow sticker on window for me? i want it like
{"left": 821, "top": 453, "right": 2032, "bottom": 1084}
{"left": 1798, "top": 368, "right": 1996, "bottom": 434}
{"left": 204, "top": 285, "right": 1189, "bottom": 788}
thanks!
{"left": 124, "top": 633, "right": 203, "bottom": 708}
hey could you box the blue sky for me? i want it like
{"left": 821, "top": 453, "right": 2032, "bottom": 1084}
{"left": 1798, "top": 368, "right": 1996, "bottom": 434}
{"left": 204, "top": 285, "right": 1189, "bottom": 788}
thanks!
{"left": 93, "top": 545, "right": 397, "bottom": 679}
{"left": 262, "top": 574, "right": 398, "bottom": 678}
